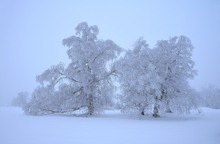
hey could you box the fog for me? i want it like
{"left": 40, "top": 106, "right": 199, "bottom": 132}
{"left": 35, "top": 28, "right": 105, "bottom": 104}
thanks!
{"left": 0, "top": 0, "right": 220, "bottom": 105}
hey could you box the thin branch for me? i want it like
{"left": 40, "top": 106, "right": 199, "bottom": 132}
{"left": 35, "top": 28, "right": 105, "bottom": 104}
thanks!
{"left": 72, "top": 86, "right": 83, "bottom": 95}
{"left": 96, "top": 69, "right": 116, "bottom": 83}
{"left": 41, "top": 107, "right": 84, "bottom": 114}
{"left": 53, "top": 71, "right": 81, "bottom": 86}
{"left": 92, "top": 50, "right": 107, "bottom": 64}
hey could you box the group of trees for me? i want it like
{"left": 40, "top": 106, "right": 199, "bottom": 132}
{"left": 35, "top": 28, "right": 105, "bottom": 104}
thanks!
{"left": 199, "top": 86, "right": 220, "bottom": 109}
{"left": 116, "top": 36, "right": 197, "bottom": 116}
{"left": 20, "top": 22, "right": 198, "bottom": 117}
{"left": 11, "top": 92, "right": 28, "bottom": 107}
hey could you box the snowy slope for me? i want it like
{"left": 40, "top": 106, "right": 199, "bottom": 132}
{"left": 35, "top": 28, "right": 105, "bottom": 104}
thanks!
{"left": 0, "top": 107, "right": 219, "bottom": 144}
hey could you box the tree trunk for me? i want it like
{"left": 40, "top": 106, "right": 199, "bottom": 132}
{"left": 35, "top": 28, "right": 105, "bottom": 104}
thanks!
{"left": 88, "top": 94, "right": 94, "bottom": 115}
{"left": 153, "top": 96, "right": 160, "bottom": 118}
{"left": 153, "top": 106, "right": 159, "bottom": 117}
{"left": 141, "top": 110, "right": 145, "bottom": 115}
{"left": 165, "top": 100, "right": 172, "bottom": 113}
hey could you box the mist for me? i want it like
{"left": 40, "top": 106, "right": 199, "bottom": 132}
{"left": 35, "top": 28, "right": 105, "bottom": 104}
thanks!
{"left": 0, "top": 0, "right": 220, "bottom": 106}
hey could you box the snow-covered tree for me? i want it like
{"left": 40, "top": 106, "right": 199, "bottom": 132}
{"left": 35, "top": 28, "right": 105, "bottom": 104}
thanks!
{"left": 24, "top": 22, "right": 122, "bottom": 115}
{"left": 11, "top": 92, "right": 28, "bottom": 107}
{"left": 116, "top": 38, "right": 161, "bottom": 116}
{"left": 151, "top": 36, "right": 197, "bottom": 114}
{"left": 117, "top": 36, "right": 197, "bottom": 117}
{"left": 199, "top": 86, "right": 220, "bottom": 109}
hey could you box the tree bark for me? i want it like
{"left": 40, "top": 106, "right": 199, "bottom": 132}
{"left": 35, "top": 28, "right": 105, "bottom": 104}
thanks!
{"left": 141, "top": 110, "right": 145, "bottom": 115}
{"left": 153, "top": 96, "right": 160, "bottom": 118}
{"left": 88, "top": 94, "right": 94, "bottom": 115}
{"left": 165, "top": 100, "right": 172, "bottom": 113}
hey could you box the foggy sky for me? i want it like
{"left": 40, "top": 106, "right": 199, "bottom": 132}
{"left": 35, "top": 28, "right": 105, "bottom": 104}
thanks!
{"left": 0, "top": 0, "right": 220, "bottom": 105}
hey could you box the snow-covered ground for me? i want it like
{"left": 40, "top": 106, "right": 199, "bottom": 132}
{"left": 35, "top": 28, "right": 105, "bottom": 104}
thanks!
{"left": 0, "top": 107, "right": 220, "bottom": 144}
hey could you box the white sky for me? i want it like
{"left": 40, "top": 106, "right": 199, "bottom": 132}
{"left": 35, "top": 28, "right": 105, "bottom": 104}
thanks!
{"left": 0, "top": 0, "right": 220, "bottom": 105}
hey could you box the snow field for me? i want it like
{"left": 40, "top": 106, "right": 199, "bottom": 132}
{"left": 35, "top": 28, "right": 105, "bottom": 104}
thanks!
{"left": 0, "top": 107, "right": 220, "bottom": 144}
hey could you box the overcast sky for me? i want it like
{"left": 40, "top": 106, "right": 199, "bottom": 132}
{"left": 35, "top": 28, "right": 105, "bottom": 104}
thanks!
{"left": 0, "top": 0, "right": 220, "bottom": 105}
